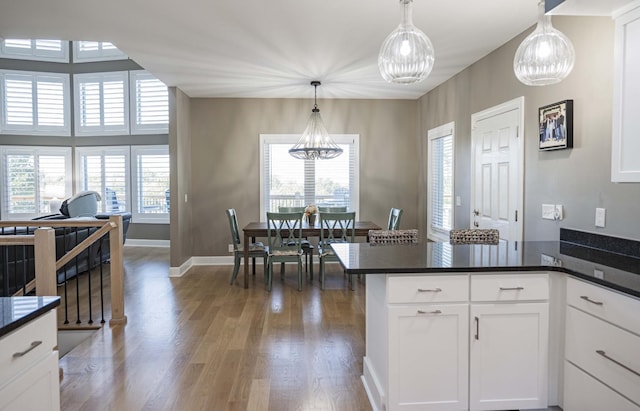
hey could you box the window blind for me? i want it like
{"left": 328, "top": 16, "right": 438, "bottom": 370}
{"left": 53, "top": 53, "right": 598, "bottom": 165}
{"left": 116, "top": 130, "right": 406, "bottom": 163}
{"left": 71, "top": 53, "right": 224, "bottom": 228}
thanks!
{"left": 428, "top": 123, "right": 454, "bottom": 242}
{"left": 76, "top": 146, "right": 130, "bottom": 213}
{"left": 130, "top": 71, "right": 169, "bottom": 134}
{"left": 73, "top": 41, "right": 128, "bottom": 62}
{"left": 0, "top": 39, "right": 69, "bottom": 62}
{"left": 74, "top": 71, "right": 129, "bottom": 136}
{"left": 131, "top": 146, "right": 169, "bottom": 223}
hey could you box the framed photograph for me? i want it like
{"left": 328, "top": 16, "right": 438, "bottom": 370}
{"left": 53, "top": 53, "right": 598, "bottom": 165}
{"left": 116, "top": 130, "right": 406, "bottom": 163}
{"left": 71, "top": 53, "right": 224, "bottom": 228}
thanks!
{"left": 538, "top": 100, "right": 573, "bottom": 151}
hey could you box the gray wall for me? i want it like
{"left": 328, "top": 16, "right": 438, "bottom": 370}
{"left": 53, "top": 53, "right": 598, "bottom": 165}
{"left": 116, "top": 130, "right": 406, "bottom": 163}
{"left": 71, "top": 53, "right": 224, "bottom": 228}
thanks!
{"left": 176, "top": 97, "right": 418, "bottom": 260}
{"left": 418, "top": 16, "right": 640, "bottom": 241}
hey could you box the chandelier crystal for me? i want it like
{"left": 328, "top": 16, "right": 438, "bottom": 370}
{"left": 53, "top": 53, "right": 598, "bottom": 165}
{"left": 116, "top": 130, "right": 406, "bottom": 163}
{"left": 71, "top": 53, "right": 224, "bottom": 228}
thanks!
{"left": 289, "top": 81, "right": 343, "bottom": 160}
{"left": 378, "top": 0, "right": 435, "bottom": 85}
{"left": 513, "top": 0, "right": 575, "bottom": 86}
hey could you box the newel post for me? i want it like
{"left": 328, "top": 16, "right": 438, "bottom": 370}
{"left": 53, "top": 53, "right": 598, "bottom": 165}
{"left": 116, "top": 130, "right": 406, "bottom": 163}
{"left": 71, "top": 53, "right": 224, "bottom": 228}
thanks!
{"left": 109, "top": 215, "right": 127, "bottom": 325}
{"left": 34, "top": 228, "right": 57, "bottom": 296}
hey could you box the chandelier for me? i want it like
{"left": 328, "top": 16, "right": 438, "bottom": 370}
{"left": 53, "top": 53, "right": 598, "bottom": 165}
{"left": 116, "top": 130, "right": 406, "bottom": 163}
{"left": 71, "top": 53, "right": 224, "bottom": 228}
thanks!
{"left": 513, "top": 0, "right": 575, "bottom": 86}
{"left": 378, "top": 0, "right": 435, "bottom": 84}
{"left": 289, "top": 81, "right": 343, "bottom": 160}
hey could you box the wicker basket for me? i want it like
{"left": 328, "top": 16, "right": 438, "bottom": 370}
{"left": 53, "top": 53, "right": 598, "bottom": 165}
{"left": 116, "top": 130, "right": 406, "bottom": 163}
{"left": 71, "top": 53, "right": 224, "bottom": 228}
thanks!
{"left": 369, "top": 229, "right": 419, "bottom": 246}
{"left": 449, "top": 229, "right": 499, "bottom": 244}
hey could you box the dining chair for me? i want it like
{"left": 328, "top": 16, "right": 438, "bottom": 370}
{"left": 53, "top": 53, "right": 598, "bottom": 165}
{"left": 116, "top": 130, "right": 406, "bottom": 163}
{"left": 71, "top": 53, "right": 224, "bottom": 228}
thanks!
{"left": 318, "top": 211, "right": 356, "bottom": 290}
{"left": 226, "top": 208, "right": 268, "bottom": 285}
{"left": 318, "top": 206, "right": 348, "bottom": 212}
{"left": 266, "top": 211, "right": 304, "bottom": 291}
{"left": 369, "top": 229, "right": 418, "bottom": 245}
{"left": 449, "top": 228, "right": 500, "bottom": 244}
{"left": 278, "top": 206, "right": 314, "bottom": 277}
{"left": 387, "top": 207, "right": 403, "bottom": 230}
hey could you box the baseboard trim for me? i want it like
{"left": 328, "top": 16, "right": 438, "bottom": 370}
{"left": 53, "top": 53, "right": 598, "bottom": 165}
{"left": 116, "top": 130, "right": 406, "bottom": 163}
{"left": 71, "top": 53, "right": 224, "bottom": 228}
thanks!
{"left": 125, "top": 239, "right": 170, "bottom": 248}
{"left": 169, "top": 255, "right": 235, "bottom": 277}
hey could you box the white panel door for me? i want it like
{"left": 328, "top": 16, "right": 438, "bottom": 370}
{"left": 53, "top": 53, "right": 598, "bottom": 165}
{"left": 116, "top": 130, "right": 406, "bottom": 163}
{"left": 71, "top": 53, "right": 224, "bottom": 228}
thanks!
{"left": 471, "top": 98, "right": 523, "bottom": 242}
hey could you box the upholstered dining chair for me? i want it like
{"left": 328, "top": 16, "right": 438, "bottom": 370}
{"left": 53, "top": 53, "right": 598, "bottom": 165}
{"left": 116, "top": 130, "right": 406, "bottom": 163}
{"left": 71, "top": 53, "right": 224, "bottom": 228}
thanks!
{"left": 449, "top": 228, "right": 500, "bottom": 244}
{"left": 318, "top": 211, "right": 356, "bottom": 290}
{"left": 278, "top": 206, "right": 314, "bottom": 277}
{"left": 369, "top": 229, "right": 418, "bottom": 245}
{"left": 387, "top": 207, "right": 403, "bottom": 230}
{"left": 266, "top": 211, "right": 304, "bottom": 291}
{"left": 226, "top": 208, "right": 268, "bottom": 285}
{"left": 318, "top": 206, "right": 348, "bottom": 212}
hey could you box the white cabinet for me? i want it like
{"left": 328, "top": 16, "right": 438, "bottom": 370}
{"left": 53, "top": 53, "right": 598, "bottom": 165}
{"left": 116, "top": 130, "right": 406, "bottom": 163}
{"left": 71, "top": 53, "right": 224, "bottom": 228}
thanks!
{"left": 0, "top": 310, "right": 60, "bottom": 411}
{"left": 388, "top": 304, "right": 468, "bottom": 411}
{"left": 363, "top": 272, "right": 550, "bottom": 411}
{"left": 469, "top": 274, "right": 549, "bottom": 411}
{"left": 612, "top": 4, "right": 640, "bottom": 182}
{"left": 564, "top": 278, "right": 640, "bottom": 411}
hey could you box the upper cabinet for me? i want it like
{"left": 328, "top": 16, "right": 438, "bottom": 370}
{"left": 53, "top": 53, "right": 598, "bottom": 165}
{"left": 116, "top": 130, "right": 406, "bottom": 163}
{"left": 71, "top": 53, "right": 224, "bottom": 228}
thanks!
{"left": 612, "top": 4, "right": 640, "bottom": 182}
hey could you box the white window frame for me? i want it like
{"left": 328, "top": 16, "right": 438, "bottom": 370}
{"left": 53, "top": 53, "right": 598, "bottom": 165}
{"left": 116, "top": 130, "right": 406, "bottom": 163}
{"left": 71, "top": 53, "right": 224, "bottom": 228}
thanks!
{"left": 75, "top": 146, "right": 131, "bottom": 214}
{"left": 73, "top": 71, "right": 130, "bottom": 136}
{"left": 72, "top": 41, "right": 128, "bottom": 63}
{"left": 0, "top": 145, "right": 72, "bottom": 220}
{"left": 427, "top": 122, "right": 455, "bottom": 242}
{"left": 259, "top": 134, "right": 360, "bottom": 220}
{"left": 0, "top": 69, "right": 71, "bottom": 136}
{"left": 129, "top": 70, "right": 169, "bottom": 134}
{"left": 131, "top": 145, "right": 170, "bottom": 224}
{"left": 0, "top": 39, "right": 69, "bottom": 63}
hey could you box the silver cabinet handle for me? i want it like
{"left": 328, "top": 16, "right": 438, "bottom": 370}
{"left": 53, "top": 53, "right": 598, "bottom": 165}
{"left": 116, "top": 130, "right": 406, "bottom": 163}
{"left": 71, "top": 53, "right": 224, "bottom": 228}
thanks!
{"left": 417, "top": 310, "right": 442, "bottom": 315}
{"left": 580, "top": 295, "right": 604, "bottom": 306}
{"left": 13, "top": 341, "right": 42, "bottom": 358}
{"left": 417, "top": 288, "right": 442, "bottom": 292}
{"left": 596, "top": 350, "right": 640, "bottom": 378}
{"left": 499, "top": 286, "right": 524, "bottom": 291}
{"left": 474, "top": 316, "right": 479, "bottom": 340}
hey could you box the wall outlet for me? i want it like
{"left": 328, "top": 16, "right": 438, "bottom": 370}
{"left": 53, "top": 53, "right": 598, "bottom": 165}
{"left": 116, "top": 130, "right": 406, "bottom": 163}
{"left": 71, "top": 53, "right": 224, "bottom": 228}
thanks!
{"left": 228, "top": 244, "right": 234, "bottom": 253}
{"left": 542, "top": 204, "right": 556, "bottom": 220}
{"left": 595, "top": 208, "right": 606, "bottom": 228}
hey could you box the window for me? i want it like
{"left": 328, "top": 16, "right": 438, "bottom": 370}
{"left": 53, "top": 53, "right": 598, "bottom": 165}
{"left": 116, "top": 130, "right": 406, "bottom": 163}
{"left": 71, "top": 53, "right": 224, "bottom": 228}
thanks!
{"left": 72, "top": 41, "right": 128, "bottom": 63}
{"left": 129, "top": 71, "right": 169, "bottom": 134}
{"left": 427, "top": 122, "right": 454, "bottom": 242}
{"left": 0, "top": 70, "right": 71, "bottom": 135}
{"left": 0, "top": 39, "right": 69, "bottom": 63}
{"left": 74, "top": 71, "right": 129, "bottom": 136}
{"left": 76, "top": 146, "right": 130, "bottom": 213}
{"left": 131, "top": 145, "right": 169, "bottom": 223}
{"left": 259, "top": 134, "right": 360, "bottom": 218}
{"left": 0, "top": 146, "right": 72, "bottom": 219}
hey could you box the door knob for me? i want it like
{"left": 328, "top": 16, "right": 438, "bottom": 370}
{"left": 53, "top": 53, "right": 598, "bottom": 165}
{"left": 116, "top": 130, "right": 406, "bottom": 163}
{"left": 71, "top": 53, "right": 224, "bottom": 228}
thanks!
{"left": 473, "top": 209, "right": 480, "bottom": 216}
{"left": 474, "top": 221, "right": 479, "bottom": 227}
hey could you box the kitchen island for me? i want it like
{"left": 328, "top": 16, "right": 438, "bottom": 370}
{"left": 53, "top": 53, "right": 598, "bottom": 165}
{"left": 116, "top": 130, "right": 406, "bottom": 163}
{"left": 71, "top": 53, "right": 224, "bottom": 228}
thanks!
{"left": 332, "top": 238, "right": 640, "bottom": 411}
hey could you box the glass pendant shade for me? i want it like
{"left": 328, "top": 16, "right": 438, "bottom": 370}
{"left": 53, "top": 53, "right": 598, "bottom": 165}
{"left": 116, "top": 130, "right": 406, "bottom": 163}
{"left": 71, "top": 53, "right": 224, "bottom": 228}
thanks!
{"left": 378, "top": 0, "right": 435, "bottom": 84}
{"left": 289, "top": 81, "right": 343, "bottom": 160}
{"left": 513, "top": 1, "right": 575, "bottom": 86}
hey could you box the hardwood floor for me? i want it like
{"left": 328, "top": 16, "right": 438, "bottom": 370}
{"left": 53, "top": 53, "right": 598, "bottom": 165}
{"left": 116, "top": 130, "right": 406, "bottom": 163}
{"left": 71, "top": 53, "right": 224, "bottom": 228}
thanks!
{"left": 58, "top": 247, "right": 372, "bottom": 411}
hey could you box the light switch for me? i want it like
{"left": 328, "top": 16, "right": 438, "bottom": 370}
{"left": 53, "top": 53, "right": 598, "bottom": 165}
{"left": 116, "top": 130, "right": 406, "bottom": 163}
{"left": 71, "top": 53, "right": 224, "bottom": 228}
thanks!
{"left": 554, "top": 204, "right": 564, "bottom": 220}
{"left": 595, "top": 208, "right": 606, "bottom": 227}
{"left": 456, "top": 196, "right": 461, "bottom": 207}
{"left": 542, "top": 204, "right": 556, "bottom": 220}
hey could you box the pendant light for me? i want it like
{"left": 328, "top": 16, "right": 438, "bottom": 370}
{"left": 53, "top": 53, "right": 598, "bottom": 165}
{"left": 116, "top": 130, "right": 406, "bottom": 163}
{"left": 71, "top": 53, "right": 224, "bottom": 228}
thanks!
{"left": 378, "top": 0, "right": 435, "bottom": 85}
{"left": 513, "top": 0, "right": 575, "bottom": 86}
{"left": 289, "top": 81, "right": 343, "bottom": 160}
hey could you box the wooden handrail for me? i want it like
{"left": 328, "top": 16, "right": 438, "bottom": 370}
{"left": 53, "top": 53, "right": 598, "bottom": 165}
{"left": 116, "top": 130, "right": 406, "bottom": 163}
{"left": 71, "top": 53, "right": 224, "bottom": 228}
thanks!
{"left": 0, "top": 216, "right": 126, "bottom": 325}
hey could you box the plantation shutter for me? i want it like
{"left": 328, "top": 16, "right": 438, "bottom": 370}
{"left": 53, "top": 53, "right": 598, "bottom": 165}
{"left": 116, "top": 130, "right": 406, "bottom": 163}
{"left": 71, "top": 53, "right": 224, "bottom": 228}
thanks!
{"left": 0, "top": 39, "right": 68, "bottom": 62}
{"left": 430, "top": 133, "right": 453, "bottom": 233}
{"left": 130, "top": 71, "right": 169, "bottom": 134}
{"left": 74, "top": 71, "right": 129, "bottom": 136}
{"left": 131, "top": 146, "right": 170, "bottom": 223}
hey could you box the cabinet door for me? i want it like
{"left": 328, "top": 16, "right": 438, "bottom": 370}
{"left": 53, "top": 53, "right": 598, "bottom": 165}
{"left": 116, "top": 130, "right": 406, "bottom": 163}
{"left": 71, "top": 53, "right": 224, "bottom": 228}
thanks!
{"left": 388, "top": 304, "right": 468, "bottom": 411}
{"left": 0, "top": 351, "right": 60, "bottom": 411}
{"left": 469, "top": 303, "right": 548, "bottom": 411}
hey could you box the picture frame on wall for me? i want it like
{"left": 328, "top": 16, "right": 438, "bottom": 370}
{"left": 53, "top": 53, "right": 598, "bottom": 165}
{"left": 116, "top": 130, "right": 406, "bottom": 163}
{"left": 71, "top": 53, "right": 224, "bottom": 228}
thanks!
{"left": 538, "top": 99, "right": 573, "bottom": 151}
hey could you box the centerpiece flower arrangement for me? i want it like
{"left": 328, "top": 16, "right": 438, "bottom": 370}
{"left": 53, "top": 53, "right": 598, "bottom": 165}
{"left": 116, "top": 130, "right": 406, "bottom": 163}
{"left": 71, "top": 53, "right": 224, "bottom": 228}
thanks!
{"left": 304, "top": 204, "right": 318, "bottom": 225}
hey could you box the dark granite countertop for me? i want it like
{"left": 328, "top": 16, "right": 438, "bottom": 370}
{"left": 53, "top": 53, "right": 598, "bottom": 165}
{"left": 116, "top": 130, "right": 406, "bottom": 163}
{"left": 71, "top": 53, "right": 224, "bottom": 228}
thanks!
{"left": 331, "top": 241, "right": 640, "bottom": 299}
{"left": 0, "top": 296, "right": 60, "bottom": 339}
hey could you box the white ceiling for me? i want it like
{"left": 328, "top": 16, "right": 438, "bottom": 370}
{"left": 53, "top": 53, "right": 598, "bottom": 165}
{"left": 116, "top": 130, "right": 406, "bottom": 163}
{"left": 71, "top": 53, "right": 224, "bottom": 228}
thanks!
{"left": 0, "top": 0, "right": 635, "bottom": 100}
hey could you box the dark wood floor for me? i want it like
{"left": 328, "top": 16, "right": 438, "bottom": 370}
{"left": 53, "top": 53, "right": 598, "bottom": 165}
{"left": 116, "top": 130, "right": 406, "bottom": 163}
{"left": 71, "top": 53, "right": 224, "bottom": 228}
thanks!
{"left": 58, "top": 247, "right": 371, "bottom": 411}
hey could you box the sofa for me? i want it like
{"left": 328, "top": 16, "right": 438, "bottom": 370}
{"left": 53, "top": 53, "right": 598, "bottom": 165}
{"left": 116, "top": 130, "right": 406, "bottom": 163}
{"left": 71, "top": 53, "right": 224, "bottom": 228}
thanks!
{"left": 0, "top": 191, "right": 131, "bottom": 296}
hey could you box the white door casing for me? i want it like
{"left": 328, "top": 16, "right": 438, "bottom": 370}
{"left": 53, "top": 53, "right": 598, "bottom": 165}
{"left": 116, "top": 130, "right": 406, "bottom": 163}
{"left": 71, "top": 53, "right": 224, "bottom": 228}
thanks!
{"left": 470, "top": 97, "right": 524, "bottom": 242}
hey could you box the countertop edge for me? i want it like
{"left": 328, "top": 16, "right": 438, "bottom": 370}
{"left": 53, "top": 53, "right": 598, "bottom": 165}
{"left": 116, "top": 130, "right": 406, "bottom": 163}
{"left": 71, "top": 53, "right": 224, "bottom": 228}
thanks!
{"left": 0, "top": 297, "right": 61, "bottom": 339}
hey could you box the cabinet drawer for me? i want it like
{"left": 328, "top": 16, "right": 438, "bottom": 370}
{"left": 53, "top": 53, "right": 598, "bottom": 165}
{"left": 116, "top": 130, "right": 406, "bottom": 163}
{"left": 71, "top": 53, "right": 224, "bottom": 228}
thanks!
{"left": 471, "top": 273, "right": 549, "bottom": 301}
{"left": 567, "top": 277, "right": 640, "bottom": 335}
{"left": 565, "top": 306, "right": 640, "bottom": 405}
{"left": 387, "top": 275, "right": 468, "bottom": 303}
{"left": 564, "top": 361, "right": 639, "bottom": 411}
{"left": 0, "top": 310, "right": 57, "bottom": 387}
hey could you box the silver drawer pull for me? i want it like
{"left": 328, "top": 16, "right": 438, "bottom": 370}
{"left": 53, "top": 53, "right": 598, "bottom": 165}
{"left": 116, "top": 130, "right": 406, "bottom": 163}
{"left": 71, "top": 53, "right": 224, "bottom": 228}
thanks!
{"left": 596, "top": 350, "right": 640, "bottom": 378}
{"left": 417, "top": 310, "right": 442, "bottom": 315}
{"left": 580, "top": 295, "right": 604, "bottom": 306}
{"left": 13, "top": 341, "right": 42, "bottom": 358}
{"left": 417, "top": 288, "right": 442, "bottom": 292}
{"left": 499, "top": 286, "right": 524, "bottom": 291}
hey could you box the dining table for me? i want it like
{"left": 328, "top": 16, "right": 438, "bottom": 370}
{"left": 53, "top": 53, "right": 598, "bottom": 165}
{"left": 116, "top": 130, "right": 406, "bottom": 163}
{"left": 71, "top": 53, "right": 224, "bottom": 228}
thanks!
{"left": 241, "top": 220, "right": 382, "bottom": 288}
